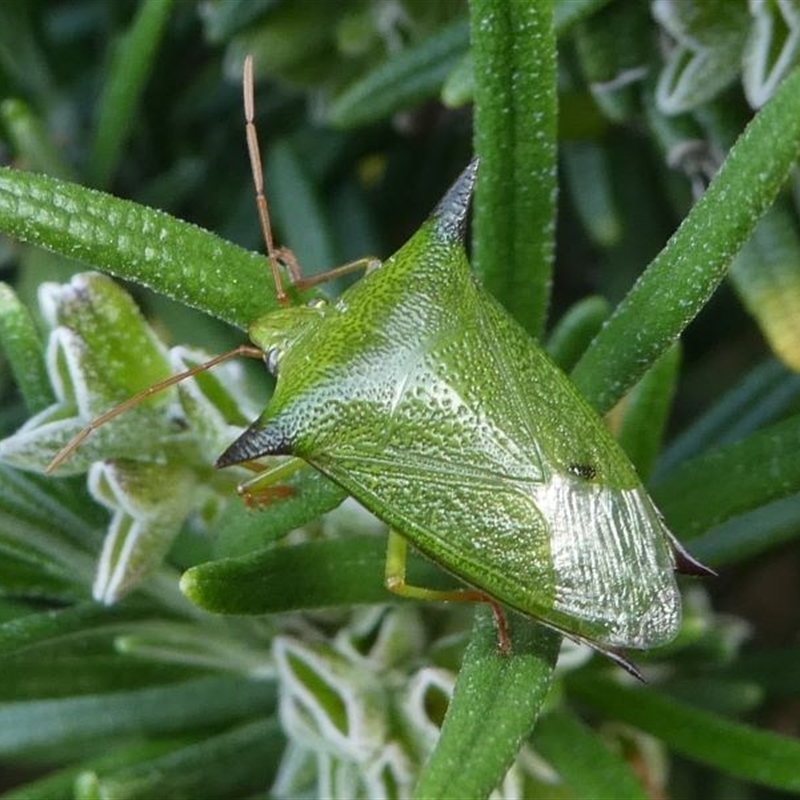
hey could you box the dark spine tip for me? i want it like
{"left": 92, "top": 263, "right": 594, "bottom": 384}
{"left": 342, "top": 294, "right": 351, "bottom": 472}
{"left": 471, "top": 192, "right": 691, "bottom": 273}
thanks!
{"left": 674, "top": 546, "right": 717, "bottom": 578}
{"left": 667, "top": 531, "right": 717, "bottom": 578}
{"left": 432, "top": 157, "right": 479, "bottom": 242}
{"left": 215, "top": 420, "right": 294, "bottom": 468}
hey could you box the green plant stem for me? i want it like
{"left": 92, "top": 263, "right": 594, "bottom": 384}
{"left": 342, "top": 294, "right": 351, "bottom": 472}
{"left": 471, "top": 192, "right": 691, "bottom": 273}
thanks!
{"left": 572, "top": 66, "right": 800, "bottom": 414}
{"left": 0, "top": 168, "right": 282, "bottom": 330}
{"left": 470, "top": 0, "right": 557, "bottom": 337}
{"left": 414, "top": 610, "right": 559, "bottom": 799}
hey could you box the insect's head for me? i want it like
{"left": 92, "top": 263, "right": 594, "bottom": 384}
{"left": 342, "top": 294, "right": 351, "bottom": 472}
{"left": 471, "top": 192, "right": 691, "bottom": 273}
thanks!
{"left": 248, "top": 299, "right": 329, "bottom": 377}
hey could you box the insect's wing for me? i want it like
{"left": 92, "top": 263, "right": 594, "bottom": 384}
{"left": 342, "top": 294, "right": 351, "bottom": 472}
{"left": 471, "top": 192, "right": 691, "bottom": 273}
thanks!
{"left": 300, "top": 290, "right": 681, "bottom": 650}
{"left": 471, "top": 290, "right": 683, "bottom": 648}
{"left": 236, "top": 270, "right": 681, "bottom": 649}
{"left": 219, "top": 162, "right": 684, "bottom": 650}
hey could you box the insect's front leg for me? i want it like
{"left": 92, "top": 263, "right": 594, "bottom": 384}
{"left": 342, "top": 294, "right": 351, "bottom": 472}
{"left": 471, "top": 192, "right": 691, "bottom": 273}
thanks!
{"left": 384, "top": 530, "right": 511, "bottom": 654}
{"left": 235, "top": 456, "right": 305, "bottom": 507}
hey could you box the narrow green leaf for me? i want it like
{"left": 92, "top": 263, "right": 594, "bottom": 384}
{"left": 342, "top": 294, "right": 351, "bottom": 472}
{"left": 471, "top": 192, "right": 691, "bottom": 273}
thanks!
{"left": 688, "top": 492, "right": 800, "bottom": 567}
{"left": 0, "top": 739, "right": 187, "bottom": 800}
{"left": 414, "top": 610, "right": 559, "bottom": 800}
{"left": 729, "top": 200, "right": 800, "bottom": 372}
{"left": 463, "top": 1, "right": 615, "bottom": 110}
{"left": 572, "top": 66, "right": 800, "bottom": 414}
{"left": 0, "top": 507, "right": 98, "bottom": 591}
{"left": 0, "top": 602, "right": 146, "bottom": 657}
{"left": 545, "top": 296, "right": 610, "bottom": 371}
{"left": 722, "top": 646, "right": 800, "bottom": 698}
{"left": 653, "top": 412, "right": 800, "bottom": 541}
{"left": 89, "top": 0, "right": 176, "bottom": 187}
{"left": 0, "top": 282, "right": 53, "bottom": 413}
{"left": 0, "top": 464, "right": 105, "bottom": 552}
{"left": 553, "top": 0, "right": 612, "bottom": 31}
{"left": 562, "top": 141, "right": 622, "bottom": 247}
{"left": 266, "top": 140, "right": 338, "bottom": 273}
{"left": 533, "top": 708, "right": 648, "bottom": 800}
{"left": 0, "top": 3, "right": 56, "bottom": 105}
{"left": 440, "top": 52, "right": 473, "bottom": 109}
{"left": 570, "top": 677, "right": 800, "bottom": 792}
{"left": 329, "top": 0, "right": 607, "bottom": 128}
{"left": 0, "top": 99, "right": 75, "bottom": 180}
{"left": 654, "top": 358, "right": 800, "bottom": 479}
{"left": 0, "top": 675, "right": 276, "bottom": 757}
{"left": 0, "top": 653, "right": 204, "bottom": 700}
{"left": 228, "top": 0, "right": 340, "bottom": 89}
{"left": 0, "top": 553, "right": 83, "bottom": 602}
{"left": 328, "top": 19, "right": 469, "bottom": 128}
{"left": 471, "top": 0, "right": 557, "bottom": 336}
{"left": 614, "top": 344, "right": 681, "bottom": 481}
{"left": 0, "top": 168, "right": 287, "bottom": 329}
{"left": 182, "top": 536, "right": 456, "bottom": 615}
{"left": 661, "top": 678, "right": 763, "bottom": 718}
{"left": 82, "top": 719, "right": 283, "bottom": 800}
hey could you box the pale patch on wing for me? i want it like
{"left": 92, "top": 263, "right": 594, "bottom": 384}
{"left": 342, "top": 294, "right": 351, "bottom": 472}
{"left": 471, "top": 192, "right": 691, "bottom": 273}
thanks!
{"left": 532, "top": 472, "right": 681, "bottom": 648}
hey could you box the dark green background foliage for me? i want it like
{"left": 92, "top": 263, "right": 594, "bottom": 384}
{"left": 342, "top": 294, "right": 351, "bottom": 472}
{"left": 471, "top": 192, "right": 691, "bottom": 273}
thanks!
{"left": 0, "top": 1, "right": 799, "bottom": 798}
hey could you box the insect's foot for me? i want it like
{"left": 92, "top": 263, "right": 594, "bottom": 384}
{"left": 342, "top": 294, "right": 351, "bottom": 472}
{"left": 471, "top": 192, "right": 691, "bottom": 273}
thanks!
{"left": 239, "top": 484, "right": 294, "bottom": 509}
{"left": 488, "top": 601, "right": 512, "bottom": 656}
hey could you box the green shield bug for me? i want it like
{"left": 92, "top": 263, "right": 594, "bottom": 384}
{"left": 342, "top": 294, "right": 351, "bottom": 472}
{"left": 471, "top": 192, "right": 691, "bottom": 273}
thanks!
{"left": 49, "top": 56, "right": 711, "bottom": 676}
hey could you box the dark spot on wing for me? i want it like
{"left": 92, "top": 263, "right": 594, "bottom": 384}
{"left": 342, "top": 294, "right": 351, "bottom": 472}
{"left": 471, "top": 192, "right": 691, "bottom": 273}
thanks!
{"left": 569, "top": 463, "right": 596, "bottom": 480}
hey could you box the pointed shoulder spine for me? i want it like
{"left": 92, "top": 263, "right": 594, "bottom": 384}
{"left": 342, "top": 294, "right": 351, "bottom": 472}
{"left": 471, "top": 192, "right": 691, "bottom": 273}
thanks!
{"left": 432, "top": 158, "right": 479, "bottom": 243}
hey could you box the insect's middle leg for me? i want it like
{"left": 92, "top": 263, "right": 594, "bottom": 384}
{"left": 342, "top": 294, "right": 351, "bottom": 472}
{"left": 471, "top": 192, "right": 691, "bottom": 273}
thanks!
{"left": 235, "top": 456, "right": 305, "bottom": 507}
{"left": 385, "top": 530, "right": 511, "bottom": 654}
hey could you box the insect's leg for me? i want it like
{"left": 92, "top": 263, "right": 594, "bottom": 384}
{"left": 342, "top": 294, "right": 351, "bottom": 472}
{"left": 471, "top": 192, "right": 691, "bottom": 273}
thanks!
{"left": 46, "top": 344, "right": 264, "bottom": 473}
{"left": 244, "top": 54, "right": 289, "bottom": 305}
{"left": 289, "top": 256, "right": 381, "bottom": 291}
{"left": 384, "top": 531, "right": 511, "bottom": 654}
{"left": 244, "top": 56, "right": 378, "bottom": 301}
{"left": 234, "top": 456, "right": 306, "bottom": 507}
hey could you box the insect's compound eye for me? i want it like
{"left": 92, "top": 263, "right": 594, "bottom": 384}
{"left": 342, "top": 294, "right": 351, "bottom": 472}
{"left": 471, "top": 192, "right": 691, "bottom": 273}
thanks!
{"left": 265, "top": 347, "right": 282, "bottom": 376}
{"left": 569, "top": 463, "right": 597, "bottom": 481}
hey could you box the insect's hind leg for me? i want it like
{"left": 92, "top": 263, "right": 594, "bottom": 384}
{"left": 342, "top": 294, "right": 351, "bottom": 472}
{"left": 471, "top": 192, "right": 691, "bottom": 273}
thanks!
{"left": 385, "top": 530, "right": 511, "bottom": 654}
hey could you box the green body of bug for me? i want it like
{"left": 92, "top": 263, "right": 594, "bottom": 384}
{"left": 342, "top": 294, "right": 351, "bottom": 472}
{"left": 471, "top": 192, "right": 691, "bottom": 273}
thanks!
{"left": 217, "top": 161, "right": 709, "bottom": 660}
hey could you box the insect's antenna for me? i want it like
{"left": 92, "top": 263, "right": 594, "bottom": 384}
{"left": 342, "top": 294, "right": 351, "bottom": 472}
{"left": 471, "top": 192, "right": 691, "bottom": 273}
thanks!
{"left": 46, "top": 344, "right": 264, "bottom": 474}
{"left": 243, "top": 55, "right": 288, "bottom": 306}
